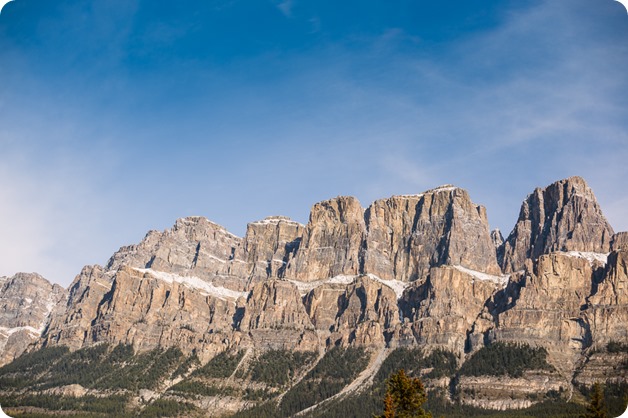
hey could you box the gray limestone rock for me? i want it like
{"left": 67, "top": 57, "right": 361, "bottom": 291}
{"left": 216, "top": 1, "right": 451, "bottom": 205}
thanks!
{"left": 500, "top": 176, "right": 614, "bottom": 273}
{"left": 363, "top": 186, "right": 501, "bottom": 282}
{"left": 284, "top": 196, "right": 366, "bottom": 281}
{"left": 0, "top": 272, "right": 66, "bottom": 365}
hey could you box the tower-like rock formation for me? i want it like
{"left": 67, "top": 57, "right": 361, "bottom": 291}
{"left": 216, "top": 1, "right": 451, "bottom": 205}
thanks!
{"left": 284, "top": 196, "right": 366, "bottom": 281}
{"left": 500, "top": 176, "right": 614, "bottom": 273}
{"left": 363, "top": 186, "right": 501, "bottom": 282}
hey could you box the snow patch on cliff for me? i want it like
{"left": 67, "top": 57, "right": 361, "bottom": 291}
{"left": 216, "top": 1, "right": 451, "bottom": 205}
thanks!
{"left": 453, "top": 265, "right": 510, "bottom": 286}
{"left": 289, "top": 274, "right": 410, "bottom": 299}
{"left": 134, "top": 268, "right": 249, "bottom": 300}
{"left": 564, "top": 251, "right": 609, "bottom": 265}
{"left": 0, "top": 326, "right": 41, "bottom": 337}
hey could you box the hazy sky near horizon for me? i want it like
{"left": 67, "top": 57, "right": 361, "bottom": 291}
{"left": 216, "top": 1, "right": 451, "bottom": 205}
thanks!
{"left": 1, "top": 0, "right": 627, "bottom": 286}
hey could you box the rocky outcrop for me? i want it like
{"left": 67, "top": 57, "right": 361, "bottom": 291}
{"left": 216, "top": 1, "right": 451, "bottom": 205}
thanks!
{"left": 91, "top": 267, "right": 244, "bottom": 360}
{"left": 491, "top": 229, "right": 504, "bottom": 250}
{"left": 327, "top": 276, "right": 400, "bottom": 347}
{"left": 238, "top": 279, "right": 318, "bottom": 351}
{"left": 284, "top": 196, "right": 365, "bottom": 281}
{"left": 363, "top": 186, "right": 501, "bottom": 283}
{"left": 241, "top": 216, "right": 304, "bottom": 283}
{"left": 500, "top": 176, "right": 614, "bottom": 273}
{"left": 458, "top": 371, "right": 568, "bottom": 410}
{"left": 573, "top": 350, "right": 628, "bottom": 387}
{"left": 491, "top": 251, "right": 616, "bottom": 378}
{"left": 0, "top": 273, "right": 66, "bottom": 365}
{"left": 400, "top": 265, "right": 507, "bottom": 356}
{"left": 493, "top": 254, "right": 593, "bottom": 369}
{"left": 612, "top": 232, "right": 628, "bottom": 251}
{"left": 41, "top": 265, "right": 114, "bottom": 351}
{"left": 106, "top": 216, "right": 249, "bottom": 291}
{"left": 585, "top": 250, "right": 628, "bottom": 348}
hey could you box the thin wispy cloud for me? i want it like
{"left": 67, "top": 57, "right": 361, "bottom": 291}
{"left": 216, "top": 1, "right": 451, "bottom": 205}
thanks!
{"left": 275, "top": 0, "right": 293, "bottom": 17}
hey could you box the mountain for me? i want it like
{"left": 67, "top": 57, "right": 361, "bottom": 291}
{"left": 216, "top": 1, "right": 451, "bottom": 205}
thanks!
{"left": 0, "top": 273, "right": 66, "bottom": 365}
{"left": 0, "top": 176, "right": 626, "bottom": 417}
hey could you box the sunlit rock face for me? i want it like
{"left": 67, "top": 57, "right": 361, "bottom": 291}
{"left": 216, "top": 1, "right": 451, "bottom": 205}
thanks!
{"left": 284, "top": 196, "right": 366, "bottom": 282}
{"left": 363, "top": 186, "right": 501, "bottom": 283}
{"left": 500, "top": 176, "right": 614, "bottom": 273}
{"left": 0, "top": 272, "right": 66, "bottom": 365}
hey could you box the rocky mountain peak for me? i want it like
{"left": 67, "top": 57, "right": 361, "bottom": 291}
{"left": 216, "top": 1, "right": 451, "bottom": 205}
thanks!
{"left": 499, "top": 176, "right": 614, "bottom": 272}
{"left": 172, "top": 216, "right": 239, "bottom": 239}
{"left": 1, "top": 176, "right": 627, "bottom": 415}
{"left": 308, "top": 195, "right": 364, "bottom": 224}
{"left": 363, "top": 184, "right": 500, "bottom": 281}
{"left": 491, "top": 229, "right": 504, "bottom": 249}
{"left": 0, "top": 272, "right": 66, "bottom": 365}
{"left": 284, "top": 196, "right": 366, "bottom": 281}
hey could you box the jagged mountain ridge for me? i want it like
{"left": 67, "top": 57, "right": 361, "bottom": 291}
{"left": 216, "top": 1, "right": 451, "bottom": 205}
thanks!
{"left": 0, "top": 176, "right": 626, "bottom": 416}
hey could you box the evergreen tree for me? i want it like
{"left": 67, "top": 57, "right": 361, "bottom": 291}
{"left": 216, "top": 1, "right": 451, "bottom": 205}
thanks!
{"left": 382, "top": 392, "right": 395, "bottom": 418}
{"left": 581, "top": 382, "right": 607, "bottom": 418}
{"left": 376, "top": 369, "right": 432, "bottom": 418}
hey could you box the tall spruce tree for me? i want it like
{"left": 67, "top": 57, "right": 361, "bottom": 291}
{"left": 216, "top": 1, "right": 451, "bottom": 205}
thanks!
{"left": 376, "top": 369, "right": 432, "bottom": 418}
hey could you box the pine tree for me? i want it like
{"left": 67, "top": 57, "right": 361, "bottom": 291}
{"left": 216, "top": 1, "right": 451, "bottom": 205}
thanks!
{"left": 382, "top": 392, "right": 395, "bottom": 418}
{"left": 375, "top": 369, "right": 432, "bottom": 418}
{"left": 581, "top": 382, "right": 607, "bottom": 418}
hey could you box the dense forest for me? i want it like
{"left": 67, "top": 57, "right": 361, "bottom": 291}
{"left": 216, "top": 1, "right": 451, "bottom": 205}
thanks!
{"left": 0, "top": 343, "right": 626, "bottom": 417}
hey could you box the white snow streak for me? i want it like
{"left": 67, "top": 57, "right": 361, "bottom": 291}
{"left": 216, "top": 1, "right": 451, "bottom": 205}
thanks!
{"left": 428, "top": 185, "right": 457, "bottom": 193}
{"left": 0, "top": 326, "right": 41, "bottom": 337}
{"left": 133, "top": 268, "right": 249, "bottom": 300}
{"left": 453, "top": 265, "right": 510, "bottom": 286}
{"left": 365, "top": 274, "right": 411, "bottom": 299}
{"left": 288, "top": 274, "right": 410, "bottom": 299}
{"left": 395, "top": 185, "right": 458, "bottom": 199}
{"left": 564, "top": 251, "right": 609, "bottom": 265}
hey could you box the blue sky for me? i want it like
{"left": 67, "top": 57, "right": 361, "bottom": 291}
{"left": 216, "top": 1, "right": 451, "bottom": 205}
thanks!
{"left": 1, "top": 0, "right": 627, "bottom": 286}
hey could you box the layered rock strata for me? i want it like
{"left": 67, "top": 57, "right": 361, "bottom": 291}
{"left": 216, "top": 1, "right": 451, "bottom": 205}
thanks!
{"left": 500, "top": 176, "right": 614, "bottom": 273}
{"left": 0, "top": 273, "right": 66, "bottom": 365}
{"left": 363, "top": 186, "right": 501, "bottom": 282}
{"left": 1, "top": 176, "right": 626, "bottom": 412}
{"left": 284, "top": 196, "right": 365, "bottom": 281}
{"left": 400, "top": 265, "right": 507, "bottom": 356}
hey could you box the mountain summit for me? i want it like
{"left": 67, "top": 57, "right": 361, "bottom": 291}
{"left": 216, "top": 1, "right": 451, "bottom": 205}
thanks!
{"left": 0, "top": 177, "right": 626, "bottom": 417}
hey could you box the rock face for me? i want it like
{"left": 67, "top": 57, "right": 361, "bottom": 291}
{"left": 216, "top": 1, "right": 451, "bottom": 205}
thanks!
{"left": 241, "top": 216, "right": 304, "bottom": 283}
{"left": 0, "top": 273, "right": 66, "bottom": 365}
{"left": 41, "top": 265, "right": 114, "bottom": 351}
{"left": 106, "top": 216, "right": 249, "bottom": 291}
{"left": 239, "top": 279, "right": 318, "bottom": 351}
{"left": 458, "top": 371, "right": 568, "bottom": 410}
{"left": 500, "top": 176, "right": 614, "bottom": 273}
{"left": 90, "top": 267, "right": 245, "bottom": 360}
{"left": 326, "top": 276, "right": 400, "bottom": 347}
{"left": 284, "top": 196, "right": 365, "bottom": 281}
{"left": 1, "top": 176, "right": 627, "bottom": 414}
{"left": 491, "top": 253, "right": 603, "bottom": 374}
{"left": 400, "top": 265, "right": 507, "bottom": 356}
{"left": 491, "top": 229, "right": 504, "bottom": 250}
{"left": 363, "top": 187, "right": 501, "bottom": 282}
{"left": 612, "top": 232, "right": 628, "bottom": 251}
{"left": 585, "top": 250, "right": 628, "bottom": 348}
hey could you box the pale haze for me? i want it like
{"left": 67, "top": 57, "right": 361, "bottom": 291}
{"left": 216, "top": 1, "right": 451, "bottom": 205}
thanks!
{"left": 1, "top": 0, "right": 627, "bottom": 286}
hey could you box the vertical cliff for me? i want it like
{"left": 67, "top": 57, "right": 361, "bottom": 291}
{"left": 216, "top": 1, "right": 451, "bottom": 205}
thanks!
{"left": 0, "top": 273, "right": 66, "bottom": 365}
{"left": 363, "top": 186, "right": 501, "bottom": 282}
{"left": 500, "top": 176, "right": 614, "bottom": 273}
